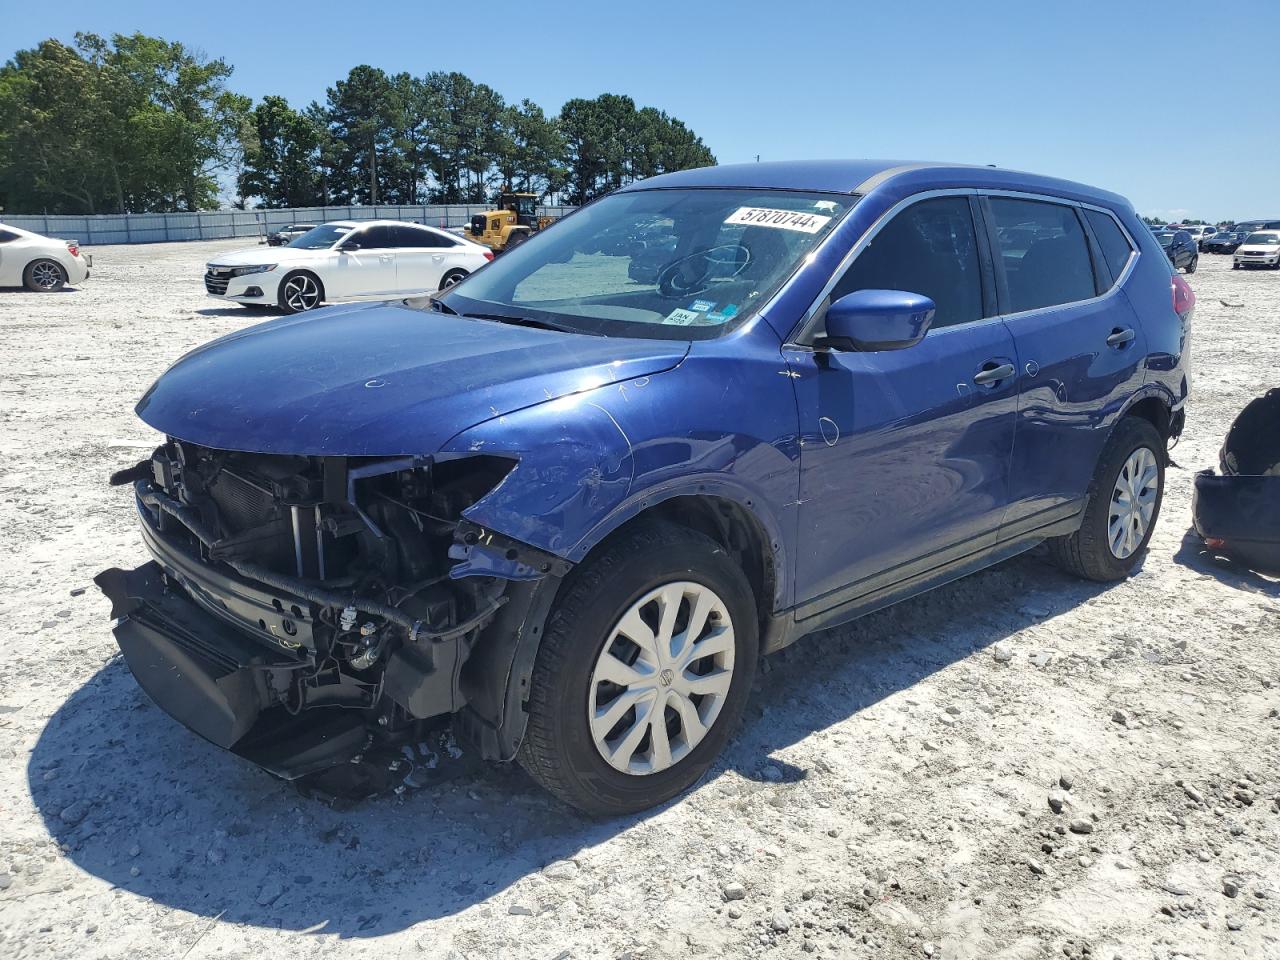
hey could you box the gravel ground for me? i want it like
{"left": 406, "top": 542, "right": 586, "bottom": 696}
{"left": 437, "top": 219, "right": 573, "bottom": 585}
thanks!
{"left": 1, "top": 239, "right": 1278, "bottom": 960}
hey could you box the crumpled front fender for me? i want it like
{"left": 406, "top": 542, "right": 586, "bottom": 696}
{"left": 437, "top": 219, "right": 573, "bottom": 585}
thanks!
{"left": 440, "top": 388, "right": 637, "bottom": 557}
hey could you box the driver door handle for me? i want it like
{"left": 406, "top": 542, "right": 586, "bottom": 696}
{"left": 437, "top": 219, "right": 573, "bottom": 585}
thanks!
{"left": 1106, "top": 327, "right": 1135, "bottom": 348}
{"left": 973, "top": 361, "right": 1015, "bottom": 386}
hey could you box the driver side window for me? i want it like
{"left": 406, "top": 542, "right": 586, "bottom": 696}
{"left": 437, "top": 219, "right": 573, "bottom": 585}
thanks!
{"left": 831, "top": 196, "right": 984, "bottom": 330}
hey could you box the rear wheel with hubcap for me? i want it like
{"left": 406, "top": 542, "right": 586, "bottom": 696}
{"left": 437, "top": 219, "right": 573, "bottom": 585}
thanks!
{"left": 278, "top": 271, "right": 323, "bottom": 314}
{"left": 1049, "top": 417, "right": 1165, "bottom": 581}
{"left": 518, "top": 522, "right": 758, "bottom": 815}
{"left": 438, "top": 268, "right": 468, "bottom": 290}
{"left": 1185, "top": 256, "right": 1197, "bottom": 274}
{"left": 24, "top": 259, "right": 67, "bottom": 292}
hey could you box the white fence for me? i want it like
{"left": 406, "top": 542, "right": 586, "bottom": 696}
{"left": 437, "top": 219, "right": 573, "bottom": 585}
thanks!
{"left": 2, "top": 204, "right": 578, "bottom": 246}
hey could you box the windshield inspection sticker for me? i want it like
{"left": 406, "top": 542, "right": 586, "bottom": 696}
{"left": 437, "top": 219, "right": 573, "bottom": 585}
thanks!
{"left": 689, "top": 299, "right": 716, "bottom": 312}
{"left": 663, "top": 308, "right": 703, "bottom": 326}
{"left": 724, "top": 206, "right": 832, "bottom": 234}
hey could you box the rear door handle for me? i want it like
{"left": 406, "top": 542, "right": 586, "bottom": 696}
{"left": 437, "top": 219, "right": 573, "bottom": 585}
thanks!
{"left": 973, "top": 361, "right": 1016, "bottom": 386}
{"left": 1106, "top": 327, "right": 1135, "bottom": 348}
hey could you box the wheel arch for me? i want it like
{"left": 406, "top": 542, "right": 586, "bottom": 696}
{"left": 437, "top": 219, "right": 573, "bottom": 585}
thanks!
{"left": 1118, "top": 387, "right": 1177, "bottom": 444}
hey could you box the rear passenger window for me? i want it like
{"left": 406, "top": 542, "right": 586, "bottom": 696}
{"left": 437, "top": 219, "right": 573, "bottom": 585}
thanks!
{"left": 831, "top": 196, "right": 983, "bottom": 330}
{"left": 392, "top": 225, "right": 457, "bottom": 248}
{"left": 1084, "top": 209, "right": 1135, "bottom": 282}
{"left": 988, "top": 198, "right": 1096, "bottom": 313}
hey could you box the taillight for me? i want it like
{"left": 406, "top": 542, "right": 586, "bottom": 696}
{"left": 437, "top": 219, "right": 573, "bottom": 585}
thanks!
{"left": 66, "top": 243, "right": 79, "bottom": 257}
{"left": 483, "top": 251, "right": 495, "bottom": 262}
{"left": 1171, "top": 272, "right": 1195, "bottom": 318}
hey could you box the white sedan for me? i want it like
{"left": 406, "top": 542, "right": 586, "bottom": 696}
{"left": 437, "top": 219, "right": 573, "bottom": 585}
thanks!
{"left": 204, "top": 220, "right": 494, "bottom": 313}
{"left": 0, "top": 223, "right": 91, "bottom": 291}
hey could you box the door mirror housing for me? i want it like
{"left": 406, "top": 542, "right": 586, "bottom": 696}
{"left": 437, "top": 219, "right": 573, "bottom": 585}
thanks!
{"left": 818, "top": 289, "right": 936, "bottom": 351}
{"left": 338, "top": 240, "right": 361, "bottom": 253}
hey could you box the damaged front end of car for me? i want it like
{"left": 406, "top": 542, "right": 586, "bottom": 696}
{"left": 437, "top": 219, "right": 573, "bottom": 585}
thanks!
{"left": 95, "top": 440, "right": 570, "bottom": 779}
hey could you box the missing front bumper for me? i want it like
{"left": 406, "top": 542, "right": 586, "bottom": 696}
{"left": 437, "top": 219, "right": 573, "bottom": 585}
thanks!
{"left": 95, "top": 562, "right": 369, "bottom": 778}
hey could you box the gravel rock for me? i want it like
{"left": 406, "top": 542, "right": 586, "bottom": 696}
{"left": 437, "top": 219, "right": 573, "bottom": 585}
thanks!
{"left": 508, "top": 904, "right": 534, "bottom": 916}
{"left": 721, "top": 882, "right": 747, "bottom": 902}
{"left": 1183, "top": 784, "right": 1204, "bottom": 804}
{"left": 1068, "top": 818, "right": 1095, "bottom": 834}
{"left": 991, "top": 645, "right": 1014, "bottom": 663}
{"left": 771, "top": 913, "right": 792, "bottom": 933}
{"left": 542, "top": 859, "right": 578, "bottom": 880}
{"left": 1223, "top": 879, "right": 1239, "bottom": 898}
{"left": 1111, "top": 710, "right": 1130, "bottom": 726}
{"left": 58, "top": 800, "right": 92, "bottom": 825}
{"left": 1027, "top": 859, "right": 1046, "bottom": 875}
{"left": 255, "top": 880, "right": 284, "bottom": 906}
{"left": 1059, "top": 774, "right": 1074, "bottom": 790}
{"left": 1048, "top": 791, "right": 1069, "bottom": 814}
{"left": 1227, "top": 916, "right": 1244, "bottom": 931}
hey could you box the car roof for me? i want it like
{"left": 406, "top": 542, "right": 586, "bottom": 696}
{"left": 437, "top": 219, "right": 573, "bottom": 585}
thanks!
{"left": 618, "top": 159, "right": 1133, "bottom": 210}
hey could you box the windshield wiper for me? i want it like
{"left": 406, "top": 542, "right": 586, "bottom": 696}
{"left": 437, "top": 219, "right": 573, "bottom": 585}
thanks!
{"left": 430, "top": 297, "right": 460, "bottom": 315}
{"left": 462, "top": 312, "right": 601, "bottom": 336}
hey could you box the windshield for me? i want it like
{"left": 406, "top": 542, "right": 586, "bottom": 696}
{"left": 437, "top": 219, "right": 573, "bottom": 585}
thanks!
{"left": 1245, "top": 233, "right": 1280, "bottom": 245}
{"left": 436, "top": 188, "right": 854, "bottom": 339}
{"left": 287, "top": 224, "right": 353, "bottom": 249}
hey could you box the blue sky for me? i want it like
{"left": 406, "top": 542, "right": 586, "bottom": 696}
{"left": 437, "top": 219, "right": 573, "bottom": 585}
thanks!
{"left": 3, "top": 0, "right": 1278, "bottom": 220}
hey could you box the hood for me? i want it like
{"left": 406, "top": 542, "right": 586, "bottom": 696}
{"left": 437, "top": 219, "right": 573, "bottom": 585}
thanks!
{"left": 208, "top": 245, "right": 323, "bottom": 267}
{"left": 136, "top": 300, "right": 688, "bottom": 456}
{"left": 1238, "top": 243, "right": 1278, "bottom": 253}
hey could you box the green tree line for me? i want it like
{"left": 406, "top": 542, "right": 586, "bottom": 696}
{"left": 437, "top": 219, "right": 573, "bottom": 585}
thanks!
{"left": 0, "top": 33, "right": 716, "bottom": 215}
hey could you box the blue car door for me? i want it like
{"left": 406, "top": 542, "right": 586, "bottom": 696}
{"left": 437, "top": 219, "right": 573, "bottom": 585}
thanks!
{"left": 783, "top": 194, "right": 1019, "bottom": 611}
{"left": 980, "top": 196, "right": 1147, "bottom": 535}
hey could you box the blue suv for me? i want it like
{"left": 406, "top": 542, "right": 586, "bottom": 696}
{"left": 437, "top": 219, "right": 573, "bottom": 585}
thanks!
{"left": 98, "top": 160, "right": 1193, "bottom": 814}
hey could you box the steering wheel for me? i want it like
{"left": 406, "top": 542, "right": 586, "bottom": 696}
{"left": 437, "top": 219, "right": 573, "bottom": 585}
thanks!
{"left": 656, "top": 244, "right": 752, "bottom": 299}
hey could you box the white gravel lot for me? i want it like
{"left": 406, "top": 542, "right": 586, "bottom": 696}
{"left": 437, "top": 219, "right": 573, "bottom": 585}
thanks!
{"left": 0, "top": 239, "right": 1278, "bottom": 960}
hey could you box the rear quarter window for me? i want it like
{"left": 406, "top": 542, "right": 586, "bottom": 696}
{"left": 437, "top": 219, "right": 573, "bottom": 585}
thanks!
{"left": 1083, "top": 209, "right": 1135, "bottom": 283}
{"left": 988, "top": 197, "right": 1097, "bottom": 313}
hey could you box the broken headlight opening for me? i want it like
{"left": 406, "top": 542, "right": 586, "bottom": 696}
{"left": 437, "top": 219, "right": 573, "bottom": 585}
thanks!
{"left": 95, "top": 440, "right": 565, "bottom": 779}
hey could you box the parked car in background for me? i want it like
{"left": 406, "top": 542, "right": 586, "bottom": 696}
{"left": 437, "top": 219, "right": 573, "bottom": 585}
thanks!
{"left": 0, "top": 223, "right": 91, "bottom": 291}
{"left": 1157, "top": 230, "right": 1198, "bottom": 273}
{"left": 1233, "top": 230, "right": 1280, "bottom": 269}
{"left": 101, "top": 159, "right": 1192, "bottom": 814}
{"left": 204, "top": 220, "right": 494, "bottom": 313}
{"left": 266, "top": 223, "right": 317, "bottom": 246}
{"left": 1179, "top": 226, "right": 1214, "bottom": 250}
{"left": 1204, "top": 230, "right": 1246, "bottom": 254}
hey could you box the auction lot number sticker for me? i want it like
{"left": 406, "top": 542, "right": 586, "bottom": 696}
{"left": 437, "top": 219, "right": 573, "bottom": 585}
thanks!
{"left": 724, "top": 206, "right": 832, "bottom": 234}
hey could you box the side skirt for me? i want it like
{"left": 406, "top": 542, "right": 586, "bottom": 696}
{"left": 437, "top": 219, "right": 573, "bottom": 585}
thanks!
{"left": 762, "top": 505, "right": 1083, "bottom": 654}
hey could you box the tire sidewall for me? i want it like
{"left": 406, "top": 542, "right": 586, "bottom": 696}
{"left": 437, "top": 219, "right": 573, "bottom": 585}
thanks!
{"left": 529, "top": 529, "right": 758, "bottom": 814}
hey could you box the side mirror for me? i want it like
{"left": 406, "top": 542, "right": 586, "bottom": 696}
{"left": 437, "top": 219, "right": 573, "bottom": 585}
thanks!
{"left": 818, "top": 289, "right": 936, "bottom": 351}
{"left": 338, "top": 240, "right": 361, "bottom": 253}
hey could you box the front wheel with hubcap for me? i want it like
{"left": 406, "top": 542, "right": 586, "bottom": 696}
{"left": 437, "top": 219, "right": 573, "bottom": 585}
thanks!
{"left": 24, "top": 259, "right": 67, "bottom": 292}
{"left": 278, "top": 271, "right": 323, "bottom": 313}
{"left": 1049, "top": 416, "right": 1165, "bottom": 581}
{"left": 1185, "top": 256, "right": 1197, "bottom": 274}
{"left": 518, "top": 522, "right": 758, "bottom": 815}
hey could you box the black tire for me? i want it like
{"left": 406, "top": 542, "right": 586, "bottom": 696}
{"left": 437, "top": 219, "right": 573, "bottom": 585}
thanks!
{"left": 23, "top": 259, "right": 67, "bottom": 292}
{"left": 1184, "top": 256, "right": 1197, "bottom": 274}
{"left": 518, "top": 521, "right": 759, "bottom": 816}
{"left": 438, "top": 268, "right": 468, "bottom": 290}
{"left": 504, "top": 231, "right": 529, "bottom": 251}
{"left": 1049, "top": 417, "right": 1166, "bottom": 582}
{"left": 277, "top": 271, "right": 324, "bottom": 314}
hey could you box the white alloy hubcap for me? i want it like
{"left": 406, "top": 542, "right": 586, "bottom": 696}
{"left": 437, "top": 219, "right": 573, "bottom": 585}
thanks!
{"left": 284, "top": 275, "right": 320, "bottom": 310}
{"left": 1108, "top": 447, "right": 1159, "bottom": 559}
{"left": 588, "top": 581, "right": 735, "bottom": 775}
